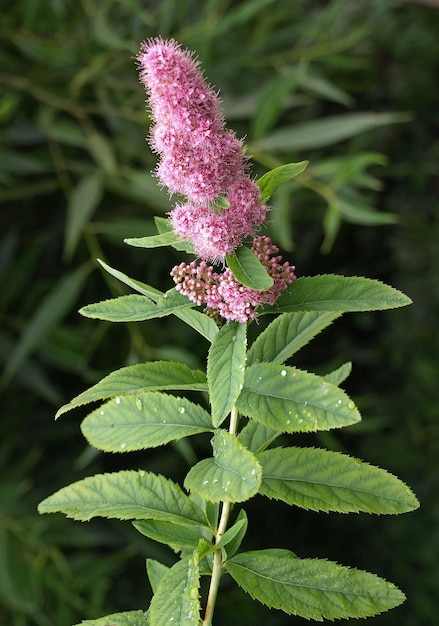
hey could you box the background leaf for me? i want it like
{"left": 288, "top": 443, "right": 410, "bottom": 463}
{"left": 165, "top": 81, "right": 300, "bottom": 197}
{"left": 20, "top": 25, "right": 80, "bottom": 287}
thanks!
{"left": 257, "top": 447, "right": 420, "bottom": 514}
{"left": 207, "top": 321, "right": 247, "bottom": 427}
{"left": 226, "top": 550, "right": 405, "bottom": 619}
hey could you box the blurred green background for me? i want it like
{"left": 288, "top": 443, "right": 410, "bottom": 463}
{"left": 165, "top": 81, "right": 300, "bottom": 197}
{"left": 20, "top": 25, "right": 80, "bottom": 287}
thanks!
{"left": 1, "top": 0, "right": 438, "bottom": 624}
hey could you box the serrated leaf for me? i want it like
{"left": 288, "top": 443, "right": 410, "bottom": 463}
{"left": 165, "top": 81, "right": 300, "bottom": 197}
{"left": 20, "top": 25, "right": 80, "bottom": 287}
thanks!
{"left": 56, "top": 361, "right": 207, "bottom": 417}
{"left": 75, "top": 610, "right": 149, "bottom": 625}
{"left": 79, "top": 290, "right": 194, "bottom": 322}
{"left": 257, "top": 161, "right": 309, "bottom": 202}
{"left": 323, "top": 361, "right": 352, "bottom": 386}
{"left": 247, "top": 311, "right": 341, "bottom": 366}
{"left": 236, "top": 363, "right": 360, "bottom": 432}
{"left": 146, "top": 560, "right": 170, "bottom": 595}
{"left": 238, "top": 421, "right": 279, "bottom": 454}
{"left": 226, "top": 550, "right": 405, "bottom": 620}
{"left": 149, "top": 553, "right": 200, "bottom": 626}
{"left": 184, "top": 430, "right": 262, "bottom": 503}
{"left": 135, "top": 519, "right": 213, "bottom": 552}
{"left": 81, "top": 392, "right": 213, "bottom": 452}
{"left": 226, "top": 247, "right": 273, "bottom": 291}
{"left": 207, "top": 322, "right": 247, "bottom": 427}
{"left": 153, "top": 217, "right": 196, "bottom": 253}
{"left": 257, "top": 447, "right": 420, "bottom": 514}
{"left": 262, "top": 275, "right": 412, "bottom": 314}
{"left": 97, "top": 259, "right": 218, "bottom": 341}
{"left": 38, "top": 470, "right": 208, "bottom": 526}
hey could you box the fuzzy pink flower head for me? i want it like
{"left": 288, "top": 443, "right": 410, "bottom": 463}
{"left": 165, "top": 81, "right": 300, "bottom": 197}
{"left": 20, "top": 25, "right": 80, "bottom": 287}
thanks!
{"left": 169, "top": 176, "right": 269, "bottom": 261}
{"left": 137, "top": 38, "right": 245, "bottom": 203}
{"left": 171, "top": 236, "right": 296, "bottom": 323}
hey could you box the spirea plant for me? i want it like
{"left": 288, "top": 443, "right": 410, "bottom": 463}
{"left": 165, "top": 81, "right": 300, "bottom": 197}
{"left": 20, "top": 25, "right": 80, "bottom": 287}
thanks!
{"left": 38, "top": 39, "right": 419, "bottom": 626}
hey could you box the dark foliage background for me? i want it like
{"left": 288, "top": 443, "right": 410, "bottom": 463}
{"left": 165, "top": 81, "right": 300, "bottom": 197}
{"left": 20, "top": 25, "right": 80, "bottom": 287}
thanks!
{"left": 1, "top": 1, "right": 438, "bottom": 624}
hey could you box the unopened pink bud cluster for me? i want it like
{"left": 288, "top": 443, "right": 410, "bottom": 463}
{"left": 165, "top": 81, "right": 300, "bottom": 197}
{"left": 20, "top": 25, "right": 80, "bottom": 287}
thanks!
{"left": 137, "top": 38, "right": 296, "bottom": 321}
{"left": 171, "top": 237, "right": 296, "bottom": 323}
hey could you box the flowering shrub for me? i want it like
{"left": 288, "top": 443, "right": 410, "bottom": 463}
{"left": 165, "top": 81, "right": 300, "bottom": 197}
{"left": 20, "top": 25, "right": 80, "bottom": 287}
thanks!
{"left": 38, "top": 38, "right": 419, "bottom": 626}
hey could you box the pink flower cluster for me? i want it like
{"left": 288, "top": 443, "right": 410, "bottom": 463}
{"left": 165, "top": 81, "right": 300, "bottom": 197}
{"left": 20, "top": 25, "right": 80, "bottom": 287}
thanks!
{"left": 137, "top": 38, "right": 269, "bottom": 260}
{"left": 171, "top": 237, "right": 296, "bottom": 323}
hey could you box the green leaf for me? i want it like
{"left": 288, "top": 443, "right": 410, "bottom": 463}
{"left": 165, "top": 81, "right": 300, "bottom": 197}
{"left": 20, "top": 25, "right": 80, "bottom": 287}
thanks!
{"left": 97, "top": 259, "right": 218, "bottom": 341}
{"left": 124, "top": 231, "right": 185, "bottom": 249}
{"left": 262, "top": 274, "right": 412, "bottom": 314}
{"left": 226, "top": 247, "right": 273, "bottom": 291}
{"left": 64, "top": 171, "right": 104, "bottom": 260}
{"left": 75, "top": 610, "right": 149, "bottom": 625}
{"left": 135, "top": 519, "right": 213, "bottom": 552}
{"left": 226, "top": 550, "right": 405, "bottom": 620}
{"left": 323, "top": 361, "right": 352, "bottom": 386}
{"left": 149, "top": 553, "right": 200, "bottom": 626}
{"left": 207, "top": 322, "right": 247, "bottom": 427}
{"left": 79, "top": 289, "right": 194, "bottom": 322}
{"left": 184, "top": 430, "right": 262, "bottom": 503}
{"left": 1, "top": 265, "right": 89, "bottom": 385}
{"left": 219, "top": 509, "right": 248, "bottom": 557}
{"left": 154, "top": 217, "right": 196, "bottom": 253}
{"left": 81, "top": 392, "right": 213, "bottom": 452}
{"left": 254, "top": 111, "right": 411, "bottom": 152}
{"left": 238, "top": 421, "right": 279, "bottom": 454}
{"left": 247, "top": 311, "right": 341, "bottom": 366}
{"left": 97, "top": 258, "right": 163, "bottom": 300}
{"left": 56, "top": 361, "right": 207, "bottom": 417}
{"left": 236, "top": 363, "right": 361, "bottom": 432}
{"left": 257, "top": 447, "right": 420, "bottom": 514}
{"left": 216, "top": 513, "right": 248, "bottom": 551}
{"left": 38, "top": 470, "right": 208, "bottom": 526}
{"left": 146, "top": 560, "right": 170, "bottom": 595}
{"left": 257, "top": 161, "right": 309, "bottom": 202}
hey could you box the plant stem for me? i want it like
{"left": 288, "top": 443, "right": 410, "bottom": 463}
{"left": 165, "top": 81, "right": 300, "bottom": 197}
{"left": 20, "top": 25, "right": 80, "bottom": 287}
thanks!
{"left": 202, "top": 407, "right": 239, "bottom": 625}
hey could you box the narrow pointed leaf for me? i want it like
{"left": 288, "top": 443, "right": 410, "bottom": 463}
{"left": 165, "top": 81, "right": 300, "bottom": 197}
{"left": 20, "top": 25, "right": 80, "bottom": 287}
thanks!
{"left": 124, "top": 231, "right": 184, "bottom": 249}
{"left": 257, "top": 161, "right": 309, "bottom": 202}
{"left": 184, "top": 430, "right": 262, "bottom": 502}
{"left": 324, "top": 361, "right": 352, "bottom": 386}
{"left": 208, "top": 321, "right": 247, "bottom": 427}
{"left": 38, "top": 470, "right": 208, "bottom": 526}
{"left": 135, "top": 519, "right": 213, "bottom": 551}
{"left": 75, "top": 610, "right": 149, "bottom": 625}
{"left": 226, "top": 247, "right": 273, "bottom": 291}
{"left": 257, "top": 447, "right": 420, "bottom": 514}
{"left": 262, "top": 275, "right": 411, "bottom": 314}
{"left": 81, "top": 392, "right": 213, "bottom": 452}
{"left": 149, "top": 553, "right": 200, "bottom": 626}
{"left": 79, "top": 289, "right": 194, "bottom": 322}
{"left": 247, "top": 311, "right": 341, "bottom": 366}
{"left": 97, "top": 259, "right": 218, "bottom": 341}
{"left": 146, "top": 560, "right": 170, "bottom": 595}
{"left": 154, "top": 217, "right": 196, "bottom": 253}
{"left": 226, "top": 550, "right": 405, "bottom": 620}
{"left": 64, "top": 171, "right": 104, "bottom": 260}
{"left": 56, "top": 362, "right": 207, "bottom": 417}
{"left": 236, "top": 363, "right": 361, "bottom": 432}
{"left": 216, "top": 515, "right": 247, "bottom": 550}
{"left": 220, "top": 509, "right": 248, "bottom": 557}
